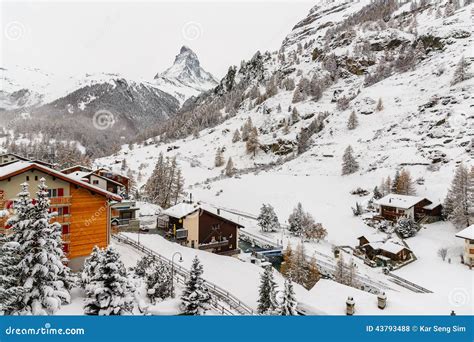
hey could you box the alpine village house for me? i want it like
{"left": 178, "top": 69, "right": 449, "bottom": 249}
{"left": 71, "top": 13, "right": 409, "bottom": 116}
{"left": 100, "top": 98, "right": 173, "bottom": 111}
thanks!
{"left": 0, "top": 159, "right": 136, "bottom": 270}
{"left": 160, "top": 202, "right": 242, "bottom": 256}
{"left": 375, "top": 194, "right": 442, "bottom": 223}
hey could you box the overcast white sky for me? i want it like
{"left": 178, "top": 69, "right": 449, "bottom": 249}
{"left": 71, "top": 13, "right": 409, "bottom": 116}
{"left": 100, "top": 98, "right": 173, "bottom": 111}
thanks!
{"left": 1, "top": 1, "right": 314, "bottom": 80}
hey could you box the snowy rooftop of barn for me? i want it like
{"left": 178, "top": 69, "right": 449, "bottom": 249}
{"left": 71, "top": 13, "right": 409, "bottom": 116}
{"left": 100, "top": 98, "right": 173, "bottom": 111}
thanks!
{"left": 455, "top": 225, "right": 474, "bottom": 240}
{"left": 375, "top": 194, "right": 427, "bottom": 209}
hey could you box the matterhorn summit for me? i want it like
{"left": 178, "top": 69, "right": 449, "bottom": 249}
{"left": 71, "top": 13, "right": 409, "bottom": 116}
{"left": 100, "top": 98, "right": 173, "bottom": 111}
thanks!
{"left": 154, "top": 46, "right": 218, "bottom": 103}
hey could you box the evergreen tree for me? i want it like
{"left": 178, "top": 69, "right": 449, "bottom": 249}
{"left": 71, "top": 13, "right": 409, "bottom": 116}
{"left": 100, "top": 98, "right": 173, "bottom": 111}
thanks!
{"left": 391, "top": 170, "right": 401, "bottom": 193}
{"left": 347, "top": 110, "right": 359, "bottom": 130}
{"left": 341, "top": 145, "right": 359, "bottom": 175}
{"left": 0, "top": 239, "right": 24, "bottom": 314}
{"left": 257, "top": 204, "right": 281, "bottom": 232}
{"left": 16, "top": 179, "right": 72, "bottom": 315}
{"left": 181, "top": 256, "right": 210, "bottom": 315}
{"left": 132, "top": 254, "right": 156, "bottom": 278}
{"left": 214, "top": 147, "right": 224, "bottom": 167}
{"left": 373, "top": 186, "right": 383, "bottom": 199}
{"left": 246, "top": 127, "right": 260, "bottom": 157}
{"left": 444, "top": 163, "right": 472, "bottom": 228}
{"left": 145, "top": 259, "right": 172, "bottom": 304}
{"left": 225, "top": 157, "right": 235, "bottom": 177}
{"left": 81, "top": 246, "right": 103, "bottom": 287}
{"left": 277, "top": 279, "right": 297, "bottom": 316}
{"left": 288, "top": 203, "right": 305, "bottom": 236}
{"left": 395, "top": 218, "right": 419, "bottom": 238}
{"left": 451, "top": 56, "right": 472, "bottom": 85}
{"left": 297, "top": 128, "right": 310, "bottom": 155}
{"left": 257, "top": 266, "right": 277, "bottom": 314}
{"left": 84, "top": 246, "right": 135, "bottom": 315}
{"left": 232, "top": 129, "right": 241, "bottom": 143}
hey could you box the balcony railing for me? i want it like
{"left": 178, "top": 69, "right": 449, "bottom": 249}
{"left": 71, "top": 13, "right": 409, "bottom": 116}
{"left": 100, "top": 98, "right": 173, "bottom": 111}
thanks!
{"left": 50, "top": 196, "right": 72, "bottom": 205}
{"left": 52, "top": 215, "right": 71, "bottom": 224}
{"left": 199, "top": 240, "right": 229, "bottom": 250}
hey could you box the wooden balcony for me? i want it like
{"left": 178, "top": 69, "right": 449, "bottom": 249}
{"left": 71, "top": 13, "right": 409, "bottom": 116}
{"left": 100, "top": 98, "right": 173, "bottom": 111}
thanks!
{"left": 50, "top": 196, "right": 71, "bottom": 206}
{"left": 52, "top": 215, "right": 71, "bottom": 224}
{"left": 198, "top": 240, "right": 229, "bottom": 250}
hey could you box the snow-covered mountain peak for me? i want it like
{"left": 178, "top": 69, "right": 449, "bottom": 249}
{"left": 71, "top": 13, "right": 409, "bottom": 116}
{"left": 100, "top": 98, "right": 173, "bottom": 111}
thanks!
{"left": 153, "top": 46, "right": 218, "bottom": 103}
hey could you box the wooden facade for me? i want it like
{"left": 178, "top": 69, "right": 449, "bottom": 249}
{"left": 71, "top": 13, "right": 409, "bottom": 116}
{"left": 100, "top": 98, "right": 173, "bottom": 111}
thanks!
{"left": 0, "top": 162, "right": 121, "bottom": 270}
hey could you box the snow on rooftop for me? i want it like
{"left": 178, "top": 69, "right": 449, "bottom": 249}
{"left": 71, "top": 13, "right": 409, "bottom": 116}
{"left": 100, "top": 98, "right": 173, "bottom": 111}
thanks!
{"left": 455, "top": 225, "right": 474, "bottom": 240}
{"left": 0, "top": 161, "right": 120, "bottom": 200}
{"left": 367, "top": 240, "right": 410, "bottom": 254}
{"left": 162, "top": 202, "right": 199, "bottom": 219}
{"left": 375, "top": 194, "right": 427, "bottom": 209}
{"left": 68, "top": 171, "right": 91, "bottom": 181}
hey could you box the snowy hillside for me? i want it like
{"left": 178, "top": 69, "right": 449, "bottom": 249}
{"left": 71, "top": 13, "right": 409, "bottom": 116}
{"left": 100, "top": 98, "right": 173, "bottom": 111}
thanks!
{"left": 96, "top": 0, "right": 473, "bottom": 314}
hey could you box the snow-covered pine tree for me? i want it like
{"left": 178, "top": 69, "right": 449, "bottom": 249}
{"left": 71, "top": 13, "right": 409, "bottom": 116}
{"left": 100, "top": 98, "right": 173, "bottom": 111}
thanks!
{"left": 181, "top": 256, "right": 210, "bottom": 315}
{"left": 347, "top": 110, "right": 359, "bottom": 130}
{"left": 395, "top": 218, "right": 419, "bottom": 238}
{"left": 277, "top": 278, "right": 297, "bottom": 316}
{"left": 81, "top": 246, "right": 104, "bottom": 287}
{"left": 232, "top": 129, "right": 241, "bottom": 143}
{"left": 341, "top": 145, "right": 359, "bottom": 175}
{"left": 225, "top": 157, "right": 235, "bottom": 177}
{"left": 145, "top": 259, "right": 172, "bottom": 304}
{"left": 132, "top": 254, "right": 156, "bottom": 278}
{"left": 257, "top": 266, "right": 277, "bottom": 314}
{"left": 373, "top": 186, "right": 383, "bottom": 199}
{"left": 246, "top": 127, "right": 260, "bottom": 157}
{"left": 451, "top": 56, "right": 472, "bottom": 85}
{"left": 84, "top": 246, "right": 135, "bottom": 315}
{"left": 391, "top": 170, "right": 401, "bottom": 193}
{"left": 17, "top": 179, "right": 72, "bottom": 315}
{"left": 288, "top": 203, "right": 305, "bottom": 236}
{"left": 257, "top": 204, "right": 280, "bottom": 232}
{"left": 214, "top": 147, "right": 224, "bottom": 167}
{"left": 443, "top": 163, "right": 472, "bottom": 228}
{"left": 0, "top": 239, "right": 24, "bottom": 314}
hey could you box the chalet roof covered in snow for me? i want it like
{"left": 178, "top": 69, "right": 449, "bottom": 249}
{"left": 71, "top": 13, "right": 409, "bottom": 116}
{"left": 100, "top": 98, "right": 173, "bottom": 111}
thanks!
{"left": 455, "top": 225, "right": 474, "bottom": 240}
{"left": 0, "top": 161, "right": 122, "bottom": 201}
{"left": 163, "top": 202, "right": 243, "bottom": 227}
{"left": 366, "top": 240, "right": 410, "bottom": 254}
{"left": 375, "top": 194, "right": 428, "bottom": 209}
{"left": 162, "top": 202, "right": 200, "bottom": 219}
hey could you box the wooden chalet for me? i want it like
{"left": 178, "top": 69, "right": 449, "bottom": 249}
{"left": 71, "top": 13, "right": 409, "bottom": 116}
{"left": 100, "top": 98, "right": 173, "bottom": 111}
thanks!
{"left": 93, "top": 168, "right": 130, "bottom": 193}
{"left": 375, "top": 194, "right": 442, "bottom": 222}
{"left": 357, "top": 235, "right": 412, "bottom": 266}
{"left": 0, "top": 161, "right": 122, "bottom": 270}
{"left": 160, "top": 202, "right": 242, "bottom": 256}
{"left": 0, "top": 153, "right": 30, "bottom": 166}
{"left": 455, "top": 225, "right": 474, "bottom": 268}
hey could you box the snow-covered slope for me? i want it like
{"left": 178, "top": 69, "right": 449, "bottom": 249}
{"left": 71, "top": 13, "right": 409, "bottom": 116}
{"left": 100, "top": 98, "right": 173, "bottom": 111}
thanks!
{"left": 153, "top": 46, "right": 218, "bottom": 104}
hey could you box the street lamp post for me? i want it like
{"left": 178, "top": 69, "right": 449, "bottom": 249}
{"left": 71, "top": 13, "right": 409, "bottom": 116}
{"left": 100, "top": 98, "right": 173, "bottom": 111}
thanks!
{"left": 171, "top": 251, "right": 183, "bottom": 298}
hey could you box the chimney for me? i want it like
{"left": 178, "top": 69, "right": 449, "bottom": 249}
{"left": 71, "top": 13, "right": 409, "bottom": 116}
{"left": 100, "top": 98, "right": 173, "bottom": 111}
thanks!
{"left": 189, "top": 193, "right": 193, "bottom": 204}
{"left": 346, "top": 297, "right": 355, "bottom": 315}
{"left": 377, "top": 292, "right": 387, "bottom": 309}
{"left": 217, "top": 208, "right": 221, "bottom": 215}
